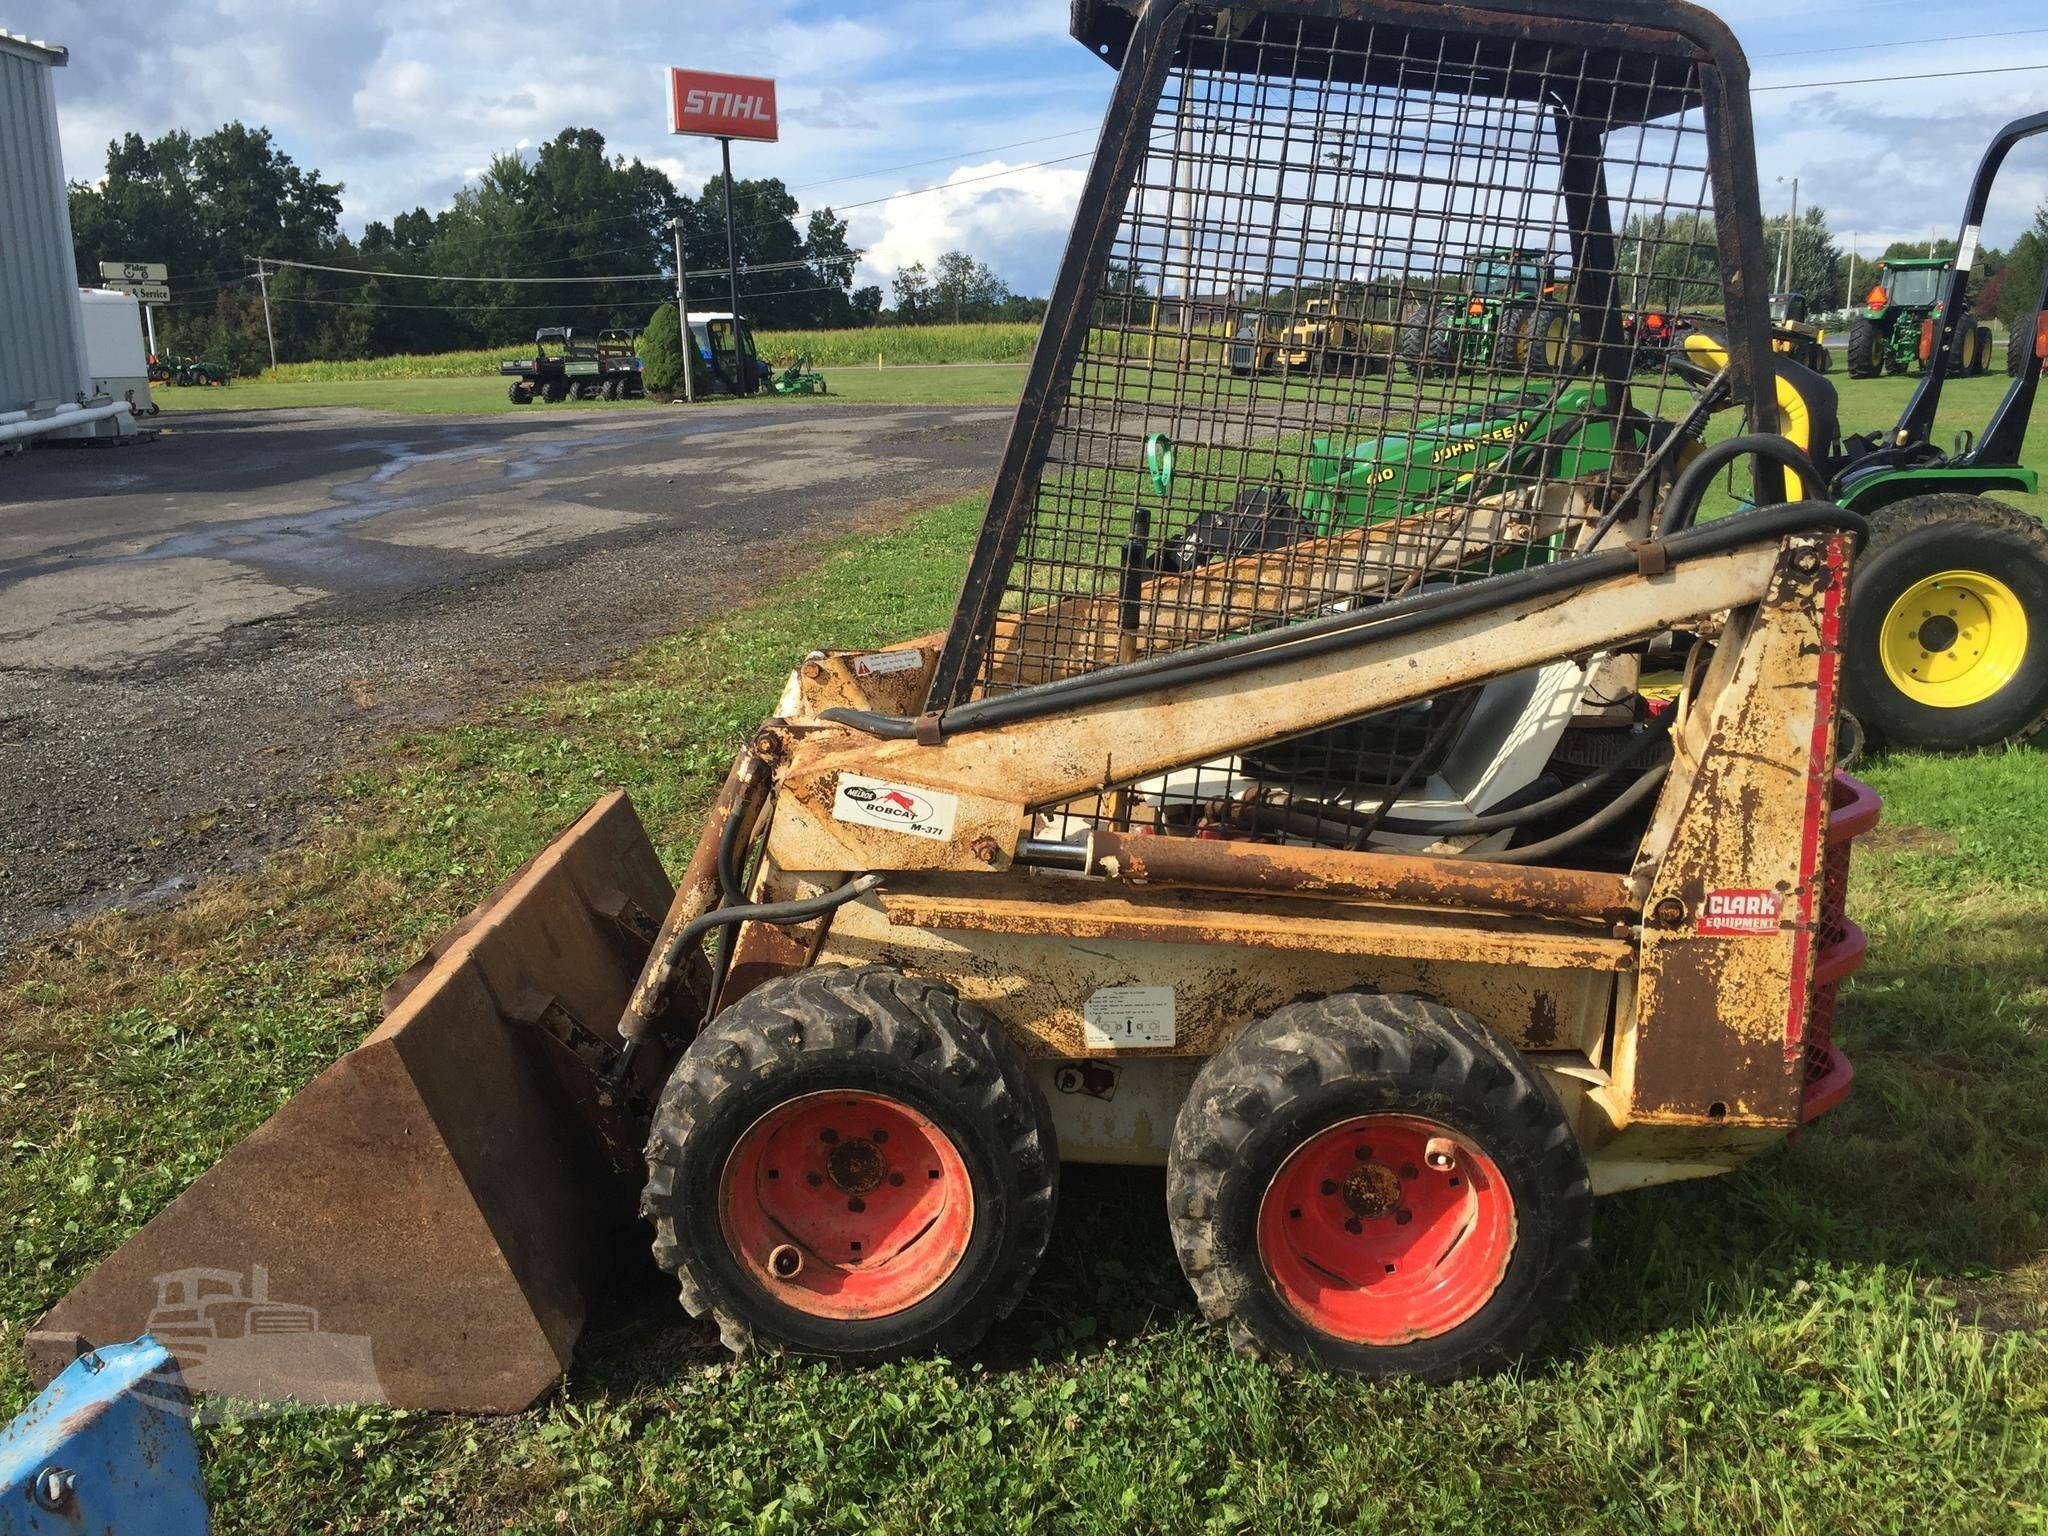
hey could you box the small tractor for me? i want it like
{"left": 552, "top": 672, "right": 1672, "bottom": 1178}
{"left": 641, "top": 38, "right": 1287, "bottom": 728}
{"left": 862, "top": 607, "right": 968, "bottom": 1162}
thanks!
{"left": 1396, "top": 248, "right": 1579, "bottom": 375}
{"left": 1846, "top": 257, "right": 1995, "bottom": 379}
{"left": 688, "top": 310, "right": 773, "bottom": 396}
{"left": 34, "top": 0, "right": 1890, "bottom": 1405}
{"left": 1228, "top": 309, "right": 1277, "bottom": 374}
{"left": 502, "top": 327, "right": 646, "bottom": 404}
{"left": 1769, "top": 292, "right": 1831, "bottom": 373}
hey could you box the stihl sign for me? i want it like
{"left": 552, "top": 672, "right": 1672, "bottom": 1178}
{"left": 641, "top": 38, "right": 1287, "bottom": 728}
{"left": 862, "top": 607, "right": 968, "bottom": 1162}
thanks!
{"left": 668, "top": 69, "right": 778, "bottom": 142}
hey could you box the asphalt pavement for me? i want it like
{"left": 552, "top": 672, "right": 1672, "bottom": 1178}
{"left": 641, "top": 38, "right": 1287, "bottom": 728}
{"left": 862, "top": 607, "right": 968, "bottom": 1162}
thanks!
{"left": 0, "top": 400, "right": 1007, "bottom": 950}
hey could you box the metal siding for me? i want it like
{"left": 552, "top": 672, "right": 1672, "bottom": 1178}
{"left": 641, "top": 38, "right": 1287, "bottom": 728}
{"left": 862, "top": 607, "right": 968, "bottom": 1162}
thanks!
{"left": 0, "top": 45, "right": 88, "bottom": 414}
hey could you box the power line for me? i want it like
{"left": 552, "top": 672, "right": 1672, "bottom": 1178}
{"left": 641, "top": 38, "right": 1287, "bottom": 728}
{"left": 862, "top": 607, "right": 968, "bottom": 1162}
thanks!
{"left": 1753, "top": 26, "right": 2048, "bottom": 60}
{"left": 1754, "top": 61, "right": 2048, "bottom": 91}
{"left": 254, "top": 254, "right": 820, "bottom": 284}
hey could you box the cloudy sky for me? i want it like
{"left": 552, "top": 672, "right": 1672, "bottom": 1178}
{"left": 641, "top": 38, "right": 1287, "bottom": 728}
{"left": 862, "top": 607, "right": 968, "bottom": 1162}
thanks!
{"left": 14, "top": 0, "right": 2048, "bottom": 295}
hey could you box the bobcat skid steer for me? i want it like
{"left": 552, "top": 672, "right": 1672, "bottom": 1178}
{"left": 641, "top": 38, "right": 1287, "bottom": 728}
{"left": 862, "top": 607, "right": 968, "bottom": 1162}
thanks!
{"left": 31, "top": 0, "right": 1879, "bottom": 1403}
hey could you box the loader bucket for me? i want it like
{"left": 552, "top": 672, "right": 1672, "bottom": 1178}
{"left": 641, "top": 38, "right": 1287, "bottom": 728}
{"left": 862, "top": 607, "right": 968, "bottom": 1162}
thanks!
{"left": 25, "top": 791, "right": 677, "bottom": 1414}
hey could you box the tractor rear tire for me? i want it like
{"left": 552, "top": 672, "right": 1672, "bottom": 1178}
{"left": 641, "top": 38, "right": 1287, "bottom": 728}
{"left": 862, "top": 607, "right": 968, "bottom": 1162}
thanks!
{"left": 1167, "top": 991, "right": 1591, "bottom": 1382}
{"left": 1846, "top": 316, "right": 1879, "bottom": 379}
{"left": 1526, "top": 306, "right": 1588, "bottom": 374}
{"left": 643, "top": 965, "right": 1056, "bottom": 1362}
{"left": 1396, "top": 303, "right": 1457, "bottom": 377}
{"left": 1842, "top": 493, "right": 2048, "bottom": 752}
{"left": 2009, "top": 317, "right": 2034, "bottom": 378}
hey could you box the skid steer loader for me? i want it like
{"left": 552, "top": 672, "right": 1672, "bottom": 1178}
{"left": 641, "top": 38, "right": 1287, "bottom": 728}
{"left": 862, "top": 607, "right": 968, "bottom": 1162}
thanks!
{"left": 30, "top": 0, "right": 1879, "bottom": 1404}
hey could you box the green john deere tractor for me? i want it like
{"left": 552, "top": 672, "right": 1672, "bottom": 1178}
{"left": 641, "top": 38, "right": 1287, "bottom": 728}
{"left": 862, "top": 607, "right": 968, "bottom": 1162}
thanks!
{"left": 1846, "top": 256, "right": 1995, "bottom": 379}
{"left": 1394, "top": 249, "right": 1582, "bottom": 376}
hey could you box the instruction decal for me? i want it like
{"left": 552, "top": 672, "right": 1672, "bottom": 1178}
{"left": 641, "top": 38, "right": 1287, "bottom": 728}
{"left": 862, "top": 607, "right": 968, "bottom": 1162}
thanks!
{"left": 1697, "top": 888, "right": 1783, "bottom": 937}
{"left": 832, "top": 773, "right": 958, "bottom": 841}
{"left": 1082, "top": 985, "right": 1177, "bottom": 1048}
{"left": 852, "top": 649, "right": 922, "bottom": 678}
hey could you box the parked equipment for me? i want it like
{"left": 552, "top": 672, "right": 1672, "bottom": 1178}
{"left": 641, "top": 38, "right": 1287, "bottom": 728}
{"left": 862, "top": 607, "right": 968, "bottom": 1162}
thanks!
{"left": 1768, "top": 293, "right": 1831, "bottom": 373}
{"left": 1397, "top": 249, "right": 1578, "bottom": 376}
{"left": 501, "top": 327, "right": 645, "bottom": 404}
{"left": 1228, "top": 310, "right": 1277, "bottom": 374}
{"left": 774, "top": 353, "right": 830, "bottom": 396}
{"left": 30, "top": 0, "right": 1885, "bottom": 1403}
{"left": 1, "top": 1337, "right": 210, "bottom": 1535}
{"left": 688, "top": 311, "right": 772, "bottom": 396}
{"left": 1846, "top": 257, "right": 1994, "bottom": 379}
{"left": 1278, "top": 297, "right": 1385, "bottom": 375}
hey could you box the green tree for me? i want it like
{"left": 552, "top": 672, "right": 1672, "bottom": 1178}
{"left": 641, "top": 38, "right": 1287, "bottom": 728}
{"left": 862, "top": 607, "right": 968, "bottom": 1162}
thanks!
{"left": 1615, "top": 212, "right": 1721, "bottom": 314}
{"left": 640, "top": 301, "right": 704, "bottom": 397}
{"left": 892, "top": 261, "right": 932, "bottom": 320}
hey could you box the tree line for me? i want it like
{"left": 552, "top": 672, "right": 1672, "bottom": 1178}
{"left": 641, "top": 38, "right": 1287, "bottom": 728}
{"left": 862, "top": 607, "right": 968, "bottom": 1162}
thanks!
{"left": 66, "top": 122, "right": 1043, "bottom": 374}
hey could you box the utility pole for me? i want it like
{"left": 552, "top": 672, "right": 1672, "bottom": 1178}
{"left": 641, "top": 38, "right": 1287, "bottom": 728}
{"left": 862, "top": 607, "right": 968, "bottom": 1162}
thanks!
{"left": 719, "top": 137, "right": 752, "bottom": 395}
{"left": 254, "top": 259, "right": 277, "bottom": 373}
{"left": 668, "top": 215, "right": 696, "bottom": 404}
{"left": 1845, "top": 234, "right": 1857, "bottom": 313}
{"left": 1774, "top": 175, "right": 1799, "bottom": 293}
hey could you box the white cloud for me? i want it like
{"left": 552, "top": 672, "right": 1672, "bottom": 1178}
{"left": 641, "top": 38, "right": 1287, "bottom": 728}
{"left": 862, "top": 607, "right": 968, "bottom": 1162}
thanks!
{"left": 852, "top": 158, "right": 1089, "bottom": 294}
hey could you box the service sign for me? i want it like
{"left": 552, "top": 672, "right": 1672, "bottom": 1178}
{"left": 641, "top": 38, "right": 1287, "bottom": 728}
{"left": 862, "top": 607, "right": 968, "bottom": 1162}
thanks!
{"left": 100, "top": 260, "right": 168, "bottom": 283}
{"left": 668, "top": 68, "right": 778, "bottom": 142}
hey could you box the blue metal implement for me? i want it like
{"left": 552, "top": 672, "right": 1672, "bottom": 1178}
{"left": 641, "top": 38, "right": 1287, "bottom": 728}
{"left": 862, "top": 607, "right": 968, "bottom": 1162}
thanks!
{"left": 1, "top": 1336, "right": 210, "bottom": 1535}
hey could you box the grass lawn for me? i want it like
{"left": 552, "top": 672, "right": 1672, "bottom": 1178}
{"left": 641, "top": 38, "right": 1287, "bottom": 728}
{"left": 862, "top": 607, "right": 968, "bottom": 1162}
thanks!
{"left": 4, "top": 479, "right": 2046, "bottom": 1532}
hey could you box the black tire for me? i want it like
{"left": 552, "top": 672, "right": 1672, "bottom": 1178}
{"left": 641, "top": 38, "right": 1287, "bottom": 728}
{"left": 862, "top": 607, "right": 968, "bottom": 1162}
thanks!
{"left": 643, "top": 965, "right": 1056, "bottom": 1361}
{"left": 1971, "top": 325, "right": 1994, "bottom": 377}
{"left": 1842, "top": 493, "right": 2048, "bottom": 752}
{"left": 1846, "top": 316, "right": 1879, "bottom": 379}
{"left": 507, "top": 381, "right": 533, "bottom": 405}
{"left": 1491, "top": 305, "right": 1532, "bottom": 369}
{"left": 541, "top": 380, "right": 569, "bottom": 404}
{"left": 2009, "top": 317, "right": 2034, "bottom": 378}
{"left": 1395, "top": 303, "right": 1457, "bottom": 377}
{"left": 1167, "top": 991, "right": 1592, "bottom": 1382}
{"left": 598, "top": 378, "right": 617, "bottom": 402}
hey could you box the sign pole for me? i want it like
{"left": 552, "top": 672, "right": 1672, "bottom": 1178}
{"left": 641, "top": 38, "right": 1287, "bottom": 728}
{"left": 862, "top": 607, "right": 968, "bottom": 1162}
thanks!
{"left": 673, "top": 217, "right": 698, "bottom": 404}
{"left": 143, "top": 303, "right": 157, "bottom": 360}
{"left": 719, "top": 136, "right": 751, "bottom": 395}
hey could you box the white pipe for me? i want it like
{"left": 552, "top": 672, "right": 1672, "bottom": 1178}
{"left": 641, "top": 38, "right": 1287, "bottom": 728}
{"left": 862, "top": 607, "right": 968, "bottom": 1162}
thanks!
{"left": 0, "top": 409, "right": 29, "bottom": 426}
{"left": 0, "top": 399, "right": 134, "bottom": 447}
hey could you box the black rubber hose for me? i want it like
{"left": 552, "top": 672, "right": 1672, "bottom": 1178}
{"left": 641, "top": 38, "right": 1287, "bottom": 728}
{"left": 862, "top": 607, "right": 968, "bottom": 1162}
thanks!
{"left": 826, "top": 502, "right": 1865, "bottom": 742}
{"left": 606, "top": 874, "right": 885, "bottom": 1090}
{"left": 1656, "top": 433, "right": 1824, "bottom": 538}
{"left": 1483, "top": 759, "right": 1670, "bottom": 866}
{"left": 1363, "top": 708, "right": 1677, "bottom": 836}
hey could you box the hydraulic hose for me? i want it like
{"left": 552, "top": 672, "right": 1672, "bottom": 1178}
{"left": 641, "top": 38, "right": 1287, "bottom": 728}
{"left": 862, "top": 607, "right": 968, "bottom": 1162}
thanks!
{"left": 1362, "top": 707, "right": 1677, "bottom": 837}
{"left": 1483, "top": 758, "right": 1670, "bottom": 866}
{"left": 826, "top": 501, "right": 1864, "bottom": 742}
{"left": 1655, "top": 433, "right": 1824, "bottom": 537}
{"left": 607, "top": 874, "right": 885, "bottom": 1090}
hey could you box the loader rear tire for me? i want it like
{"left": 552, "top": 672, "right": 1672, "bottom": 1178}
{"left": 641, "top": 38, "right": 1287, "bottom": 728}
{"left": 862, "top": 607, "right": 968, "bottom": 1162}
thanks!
{"left": 1167, "top": 991, "right": 1591, "bottom": 1382}
{"left": 1841, "top": 493, "right": 2048, "bottom": 752}
{"left": 643, "top": 965, "right": 1056, "bottom": 1362}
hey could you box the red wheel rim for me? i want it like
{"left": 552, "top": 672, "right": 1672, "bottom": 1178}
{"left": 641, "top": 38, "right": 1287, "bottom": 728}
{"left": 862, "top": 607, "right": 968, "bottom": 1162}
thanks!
{"left": 1257, "top": 1114, "right": 1515, "bottom": 1345}
{"left": 719, "top": 1090, "right": 973, "bottom": 1319}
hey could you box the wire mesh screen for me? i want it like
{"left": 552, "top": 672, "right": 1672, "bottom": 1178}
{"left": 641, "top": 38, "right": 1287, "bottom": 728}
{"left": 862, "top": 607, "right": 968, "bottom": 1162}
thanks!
{"left": 937, "top": 7, "right": 1745, "bottom": 853}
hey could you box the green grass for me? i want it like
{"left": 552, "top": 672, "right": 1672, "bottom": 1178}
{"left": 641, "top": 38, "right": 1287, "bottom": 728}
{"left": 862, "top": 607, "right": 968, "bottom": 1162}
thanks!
{"left": 4, "top": 484, "right": 2047, "bottom": 1532}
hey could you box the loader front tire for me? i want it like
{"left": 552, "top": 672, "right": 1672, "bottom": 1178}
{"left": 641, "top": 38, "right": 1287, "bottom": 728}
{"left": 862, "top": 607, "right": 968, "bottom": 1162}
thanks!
{"left": 1168, "top": 991, "right": 1591, "bottom": 1382}
{"left": 643, "top": 965, "right": 1056, "bottom": 1362}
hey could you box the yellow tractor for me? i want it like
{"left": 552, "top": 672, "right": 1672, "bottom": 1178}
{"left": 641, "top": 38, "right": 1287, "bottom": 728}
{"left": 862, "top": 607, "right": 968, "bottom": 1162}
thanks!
{"left": 1277, "top": 297, "right": 1387, "bottom": 375}
{"left": 31, "top": 0, "right": 1879, "bottom": 1404}
{"left": 1769, "top": 292, "right": 1832, "bottom": 373}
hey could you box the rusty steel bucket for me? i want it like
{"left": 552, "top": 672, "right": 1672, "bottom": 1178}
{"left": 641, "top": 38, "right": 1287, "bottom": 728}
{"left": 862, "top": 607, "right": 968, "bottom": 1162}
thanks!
{"left": 25, "top": 792, "right": 680, "bottom": 1413}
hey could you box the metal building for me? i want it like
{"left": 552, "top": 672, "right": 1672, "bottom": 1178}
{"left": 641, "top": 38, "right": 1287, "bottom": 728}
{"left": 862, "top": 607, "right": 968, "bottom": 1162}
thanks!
{"left": 0, "top": 30, "right": 130, "bottom": 447}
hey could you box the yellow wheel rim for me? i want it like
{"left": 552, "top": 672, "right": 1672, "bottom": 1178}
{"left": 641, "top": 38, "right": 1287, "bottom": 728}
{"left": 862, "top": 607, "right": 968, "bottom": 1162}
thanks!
{"left": 1879, "top": 569, "right": 2029, "bottom": 708}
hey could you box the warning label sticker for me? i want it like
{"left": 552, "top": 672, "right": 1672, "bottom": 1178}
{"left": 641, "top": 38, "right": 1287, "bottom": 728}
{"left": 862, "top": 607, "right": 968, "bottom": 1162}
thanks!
{"left": 1698, "top": 888, "right": 1783, "bottom": 937}
{"left": 1082, "top": 986, "right": 1176, "bottom": 1048}
{"left": 852, "top": 649, "right": 922, "bottom": 678}
{"left": 831, "top": 774, "right": 958, "bottom": 841}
